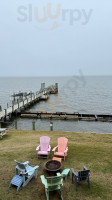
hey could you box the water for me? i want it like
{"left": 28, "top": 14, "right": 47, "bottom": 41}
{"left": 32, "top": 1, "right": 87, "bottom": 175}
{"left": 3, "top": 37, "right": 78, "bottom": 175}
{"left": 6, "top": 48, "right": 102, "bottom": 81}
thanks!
{"left": 0, "top": 76, "right": 112, "bottom": 133}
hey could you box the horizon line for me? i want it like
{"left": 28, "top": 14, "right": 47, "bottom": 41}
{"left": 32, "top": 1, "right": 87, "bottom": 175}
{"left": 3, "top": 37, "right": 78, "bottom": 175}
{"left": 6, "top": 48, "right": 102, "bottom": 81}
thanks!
{"left": 0, "top": 75, "right": 112, "bottom": 78}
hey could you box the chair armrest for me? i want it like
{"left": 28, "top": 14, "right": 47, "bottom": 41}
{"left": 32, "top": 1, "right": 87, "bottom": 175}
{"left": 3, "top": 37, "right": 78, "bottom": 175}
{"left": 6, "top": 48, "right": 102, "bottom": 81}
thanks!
{"left": 83, "top": 166, "right": 88, "bottom": 171}
{"left": 71, "top": 168, "right": 78, "bottom": 177}
{"left": 33, "top": 165, "right": 39, "bottom": 170}
{"left": 52, "top": 146, "right": 58, "bottom": 152}
{"left": 71, "top": 168, "right": 75, "bottom": 174}
{"left": 48, "top": 145, "right": 51, "bottom": 152}
{"left": 36, "top": 145, "right": 40, "bottom": 151}
{"left": 83, "top": 166, "right": 90, "bottom": 176}
{"left": 23, "top": 161, "right": 29, "bottom": 166}
{"left": 64, "top": 147, "right": 68, "bottom": 154}
{"left": 40, "top": 175, "right": 48, "bottom": 188}
{"left": 21, "top": 170, "right": 33, "bottom": 175}
{"left": 56, "top": 172, "right": 61, "bottom": 177}
{"left": 21, "top": 166, "right": 39, "bottom": 175}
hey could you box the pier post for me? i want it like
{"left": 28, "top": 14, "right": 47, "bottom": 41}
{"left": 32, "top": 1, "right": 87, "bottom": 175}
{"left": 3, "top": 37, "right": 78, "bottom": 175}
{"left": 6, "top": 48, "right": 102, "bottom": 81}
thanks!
{"left": 0, "top": 122, "right": 1, "bottom": 128}
{"left": 27, "top": 98, "right": 28, "bottom": 105}
{"left": 23, "top": 100, "right": 24, "bottom": 107}
{"left": 4, "top": 109, "right": 7, "bottom": 120}
{"left": 55, "top": 83, "right": 58, "bottom": 93}
{"left": 30, "top": 92, "right": 32, "bottom": 101}
{"left": 15, "top": 120, "right": 18, "bottom": 129}
{"left": 34, "top": 94, "right": 36, "bottom": 101}
{"left": 0, "top": 106, "right": 2, "bottom": 111}
{"left": 32, "top": 121, "right": 35, "bottom": 130}
{"left": 9, "top": 113, "right": 11, "bottom": 119}
{"left": 12, "top": 103, "right": 14, "bottom": 112}
{"left": 17, "top": 99, "right": 19, "bottom": 109}
{"left": 50, "top": 122, "right": 53, "bottom": 131}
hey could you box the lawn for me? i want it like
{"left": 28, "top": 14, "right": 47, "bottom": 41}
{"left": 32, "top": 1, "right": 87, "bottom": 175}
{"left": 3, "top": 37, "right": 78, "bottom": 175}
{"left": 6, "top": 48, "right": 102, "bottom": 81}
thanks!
{"left": 0, "top": 130, "right": 112, "bottom": 200}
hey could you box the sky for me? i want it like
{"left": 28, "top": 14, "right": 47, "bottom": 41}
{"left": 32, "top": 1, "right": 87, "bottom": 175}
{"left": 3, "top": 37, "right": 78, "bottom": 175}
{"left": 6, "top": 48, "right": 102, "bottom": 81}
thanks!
{"left": 0, "top": 0, "right": 112, "bottom": 76}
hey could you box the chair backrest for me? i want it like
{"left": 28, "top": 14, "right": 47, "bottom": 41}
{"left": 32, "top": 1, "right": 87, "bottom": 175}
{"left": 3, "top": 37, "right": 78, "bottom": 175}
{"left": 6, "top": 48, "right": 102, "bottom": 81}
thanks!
{"left": 40, "top": 136, "right": 50, "bottom": 151}
{"left": 46, "top": 175, "right": 62, "bottom": 188}
{"left": 14, "top": 160, "right": 26, "bottom": 171}
{"left": 78, "top": 170, "right": 90, "bottom": 182}
{"left": 58, "top": 137, "right": 68, "bottom": 152}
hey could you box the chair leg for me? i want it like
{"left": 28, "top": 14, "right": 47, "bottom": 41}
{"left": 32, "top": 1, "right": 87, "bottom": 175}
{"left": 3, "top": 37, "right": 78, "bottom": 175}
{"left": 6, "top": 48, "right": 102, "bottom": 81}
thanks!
{"left": 75, "top": 179, "right": 78, "bottom": 191}
{"left": 34, "top": 169, "right": 37, "bottom": 178}
{"left": 15, "top": 168, "right": 18, "bottom": 175}
{"left": 46, "top": 190, "right": 49, "bottom": 200}
{"left": 17, "top": 185, "right": 21, "bottom": 192}
{"left": 59, "top": 189, "right": 63, "bottom": 200}
{"left": 88, "top": 177, "right": 90, "bottom": 189}
{"left": 9, "top": 183, "right": 12, "bottom": 188}
{"left": 68, "top": 171, "right": 70, "bottom": 176}
{"left": 72, "top": 173, "right": 73, "bottom": 183}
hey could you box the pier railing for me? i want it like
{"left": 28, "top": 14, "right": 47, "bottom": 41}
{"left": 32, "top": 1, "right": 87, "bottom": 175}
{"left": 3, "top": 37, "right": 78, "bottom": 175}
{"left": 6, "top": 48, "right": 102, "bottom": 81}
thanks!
{"left": 0, "top": 83, "right": 58, "bottom": 121}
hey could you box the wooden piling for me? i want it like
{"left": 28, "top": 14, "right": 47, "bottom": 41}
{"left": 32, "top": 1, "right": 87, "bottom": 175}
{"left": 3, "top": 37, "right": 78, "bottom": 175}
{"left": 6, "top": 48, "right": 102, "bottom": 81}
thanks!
{"left": 32, "top": 121, "right": 35, "bottom": 130}
{"left": 50, "top": 122, "right": 53, "bottom": 131}
{"left": 0, "top": 106, "right": 2, "bottom": 112}
{"left": 55, "top": 83, "right": 58, "bottom": 92}
{"left": 15, "top": 120, "right": 18, "bottom": 129}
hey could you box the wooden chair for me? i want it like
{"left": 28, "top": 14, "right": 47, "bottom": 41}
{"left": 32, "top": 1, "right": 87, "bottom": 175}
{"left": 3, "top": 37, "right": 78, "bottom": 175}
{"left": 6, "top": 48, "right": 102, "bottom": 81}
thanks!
{"left": 71, "top": 166, "right": 90, "bottom": 191}
{"left": 40, "top": 173, "right": 63, "bottom": 200}
{"left": 9, "top": 160, "right": 39, "bottom": 191}
{"left": 36, "top": 136, "right": 51, "bottom": 158}
{"left": 52, "top": 137, "right": 68, "bottom": 160}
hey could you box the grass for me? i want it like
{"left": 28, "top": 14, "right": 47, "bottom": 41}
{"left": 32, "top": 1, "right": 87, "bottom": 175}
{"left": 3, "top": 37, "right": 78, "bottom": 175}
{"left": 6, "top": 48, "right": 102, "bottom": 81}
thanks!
{"left": 0, "top": 130, "right": 112, "bottom": 200}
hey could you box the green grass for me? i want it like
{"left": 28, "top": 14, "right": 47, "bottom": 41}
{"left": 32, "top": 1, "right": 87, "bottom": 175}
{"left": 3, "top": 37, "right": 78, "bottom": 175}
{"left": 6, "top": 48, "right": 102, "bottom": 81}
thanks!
{"left": 0, "top": 130, "right": 112, "bottom": 200}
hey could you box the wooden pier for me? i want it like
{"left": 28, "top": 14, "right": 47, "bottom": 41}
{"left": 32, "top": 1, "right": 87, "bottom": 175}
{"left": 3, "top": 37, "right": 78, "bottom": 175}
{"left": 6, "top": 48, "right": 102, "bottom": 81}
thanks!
{"left": 20, "top": 111, "right": 112, "bottom": 122}
{"left": 0, "top": 83, "right": 58, "bottom": 122}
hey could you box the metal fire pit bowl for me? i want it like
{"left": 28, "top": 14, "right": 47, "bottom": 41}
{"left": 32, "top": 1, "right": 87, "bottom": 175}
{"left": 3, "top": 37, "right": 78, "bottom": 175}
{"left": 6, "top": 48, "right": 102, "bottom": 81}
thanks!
{"left": 44, "top": 160, "right": 62, "bottom": 172}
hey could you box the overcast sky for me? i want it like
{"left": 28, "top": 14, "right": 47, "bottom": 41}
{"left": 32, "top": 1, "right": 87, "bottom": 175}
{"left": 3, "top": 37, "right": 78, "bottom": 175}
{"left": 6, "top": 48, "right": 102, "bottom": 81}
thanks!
{"left": 0, "top": 0, "right": 112, "bottom": 76}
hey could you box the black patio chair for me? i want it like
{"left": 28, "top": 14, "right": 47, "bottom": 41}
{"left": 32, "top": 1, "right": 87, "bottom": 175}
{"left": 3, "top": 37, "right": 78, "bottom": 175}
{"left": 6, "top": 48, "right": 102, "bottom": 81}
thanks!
{"left": 71, "top": 166, "right": 90, "bottom": 191}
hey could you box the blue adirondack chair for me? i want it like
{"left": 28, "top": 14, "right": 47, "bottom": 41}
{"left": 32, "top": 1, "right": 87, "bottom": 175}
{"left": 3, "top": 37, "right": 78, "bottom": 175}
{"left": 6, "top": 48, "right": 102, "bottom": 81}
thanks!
{"left": 40, "top": 173, "right": 63, "bottom": 200}
{"left": 9, "top": 160, "right": 39, "bottom": 191}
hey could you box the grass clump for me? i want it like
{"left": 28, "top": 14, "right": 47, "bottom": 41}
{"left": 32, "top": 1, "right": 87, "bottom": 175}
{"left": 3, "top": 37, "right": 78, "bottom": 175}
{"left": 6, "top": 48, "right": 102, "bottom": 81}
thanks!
{"left": 0, "top": 130, "right": 112, "bottom": 200}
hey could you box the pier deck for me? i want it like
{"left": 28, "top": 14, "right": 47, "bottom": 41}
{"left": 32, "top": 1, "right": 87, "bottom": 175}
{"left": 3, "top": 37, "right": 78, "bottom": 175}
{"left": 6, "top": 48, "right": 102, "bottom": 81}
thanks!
{"left": 0, "top": 83, "right": 58, "bottom": 122}
{"left": 20, "top": 111, "right": 112, "bottom": 122}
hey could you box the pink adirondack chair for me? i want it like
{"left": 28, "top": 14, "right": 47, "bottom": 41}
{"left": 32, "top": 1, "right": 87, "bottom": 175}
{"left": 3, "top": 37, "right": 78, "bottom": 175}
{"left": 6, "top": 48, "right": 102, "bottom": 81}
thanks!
{"left": 36, "top": 136, "right": 51, "bottom": 158}
{"left": 52, "top": 137, "right": 68, "bottom": 160}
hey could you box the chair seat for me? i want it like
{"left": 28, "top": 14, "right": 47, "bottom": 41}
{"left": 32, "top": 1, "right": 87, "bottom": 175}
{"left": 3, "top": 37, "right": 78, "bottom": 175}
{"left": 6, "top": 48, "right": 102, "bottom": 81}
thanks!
{"left": 54, "top": 152, "right": 65, "bottom": 156}
{"left": 38, "top": 151, "right": 49, "bottom": 155}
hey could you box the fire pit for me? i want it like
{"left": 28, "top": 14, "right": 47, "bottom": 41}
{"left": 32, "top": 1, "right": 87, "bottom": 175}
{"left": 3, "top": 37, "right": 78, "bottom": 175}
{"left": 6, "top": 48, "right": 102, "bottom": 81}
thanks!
{"left": 44, "top": 160, "right": 62, "bottom": 172}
